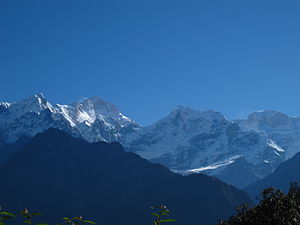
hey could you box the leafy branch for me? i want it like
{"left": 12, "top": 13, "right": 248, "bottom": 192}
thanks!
{"left": 60, "top": 216, "right": 96, "bottom": 225}
{"left": 0, "top": 207, "right": 95, "bottom": 225}
{"left": 150, "top": 205, "right": 176, "bottom": 225}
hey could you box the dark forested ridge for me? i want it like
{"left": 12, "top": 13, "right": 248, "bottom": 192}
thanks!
{"left": 245, "top": 151, "right": 300, "bottom": 198}
{"left": 0, "top": 136, "right": 30, "bottom": 166}
{"left": 0, "top": 128, "right": 251, "bottom": 225}
{"left": 219, "top": 184, "right": 300, "bottom": 225}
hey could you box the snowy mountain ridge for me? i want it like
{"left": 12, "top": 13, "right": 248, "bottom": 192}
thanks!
{"left": 2, "top": 94, "right": 300, "bottom": 188}
{"left": 122, "top": 106, "right": 288, "bottom": 187}
{"left": 236, "top": 110, "right": 300, "bottom": 159}
{"left": 0, "top": 93, "right": 139, "bottom": 143}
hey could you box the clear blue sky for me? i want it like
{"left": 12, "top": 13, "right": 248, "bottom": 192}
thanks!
{"left": 1, "top": 0, "right": 300, "bottom": 125}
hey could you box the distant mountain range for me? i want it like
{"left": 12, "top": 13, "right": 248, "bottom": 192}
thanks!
{"left": 0, "top": 128, "right": 251, "bottom": 225}
{"left": 0, "top": 93, "right": 139, "bottom": 143}
{"left": 122, "top": 107, "right": 286, "bottom": 188}
{"left": 2, "top": 94, "right": 300, "bottom": 188}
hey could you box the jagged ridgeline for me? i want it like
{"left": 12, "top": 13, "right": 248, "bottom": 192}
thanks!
{"left": 0, "top": 93, "right": 139, "bottom": 143}
{"left": 1, "top": 94, "right": 300, "bottom": 188}
{"left": 0, "top": 129, "right": 251, "bottom": 225}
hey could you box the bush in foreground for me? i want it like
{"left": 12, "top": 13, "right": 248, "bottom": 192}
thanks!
{"left": 218, "top": 182, "right": 300, "bottom": 225}
{"left": 4, "top": 183, "right": 300, "bottom": 225}
{"left": 0, "top": 205, "right": 175, "bottom": 225}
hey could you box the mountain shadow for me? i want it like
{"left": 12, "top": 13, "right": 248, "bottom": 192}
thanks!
{"left": 245, "top": 151, "right": 300, "bottom": 199}
{"left": 0, "top": 128, "right": 251, "bottom": 225}
{"left": 0, "top": 136, "right": 30, "bottom": 166}
{"left": 214, "top": 157, "right": 260, "bottom": 188}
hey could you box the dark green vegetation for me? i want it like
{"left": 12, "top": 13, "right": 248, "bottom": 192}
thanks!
{"left": 219, "top": 183, "right": 300, "bottom": 225}
{"left": 0, "top": 207, "right": 96, "bottom": 225}
{"left": 0, "top": 129, "right": 251, "bottom": 225}
{"left": 0, "top": 205, "right": 178, "bottom": 225}
{"left": 150, "top": 205, "right": 176, "bottom": 225}
{"left": 3, "top": 184, "right": 300, "bottom": 225}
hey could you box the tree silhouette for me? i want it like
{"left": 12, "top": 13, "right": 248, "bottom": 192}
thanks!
{"left": 218, "top": 183, "right": 300, "bottom": 225}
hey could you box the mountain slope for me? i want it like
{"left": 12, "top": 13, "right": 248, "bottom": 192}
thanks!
{"left": 237, "top": 110, "right": 300, "bottom": 159}
{"left": 0, "top": 136, "right": 30, "bottom": 166}
{"left": 122, "top": 106, "right": 285, "bottom": 187}
{"left": 1, "top": 94, "right": 295, "bottom": 189}
{"left": 213, "top": 158, "right": 260, "bottom": 188}
{"left": 245, "top": 151, "right": 300, "bottom": 198}
{"left": 0, "top": 93, "right": 139, "bottom": 144}
{"left": 0, "top": 129, "right": 251, "bottom": 225}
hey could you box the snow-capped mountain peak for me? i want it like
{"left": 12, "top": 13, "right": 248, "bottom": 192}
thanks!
{"left": 122, "top": 106, "right": 288, "bottom": 188}
{"left": 3, "top": 94, "right": 300, "bottom": 189}
{"left": 81, "top": 96, "right": 120, "bottom": 114}
{"left": 247, "top": 110, "right": 290, "bottom": 125}
{"left": 237, "top": 110, "right": 300, "bottom": 159}
{"left": 66, "top": 96, "right": 134, "bottom": 128}
{"left": 19, "top": 93, "right": 50, "bottom": 110}
{"left": 170, "top": 106, "right": 225, "bottom": 121}
{"left": 0, "top": 94, "right": 139, "bottom": 143}
{"left": 0, "top": 102, "right": 11, "bottom": 112}
{"left": 0, "top": 93, "right": 55, "bottom": 123}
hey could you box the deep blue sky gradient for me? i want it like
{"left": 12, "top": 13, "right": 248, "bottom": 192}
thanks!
{"left": 1, "top": 0, "right": 300, "bottom": 125}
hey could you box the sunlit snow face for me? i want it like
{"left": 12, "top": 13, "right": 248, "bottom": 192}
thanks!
{"left": 0, "top": 94, "right": 139, "bottom": 143}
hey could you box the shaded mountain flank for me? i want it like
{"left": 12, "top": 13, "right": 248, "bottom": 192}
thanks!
{"left": 0, "top": 129, "right": 251, "bottom": 225}
{"left": 245, "top": 151, "right": 300, "bottom": 198}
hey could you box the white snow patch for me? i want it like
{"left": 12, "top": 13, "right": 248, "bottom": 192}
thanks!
{"left": 77, "top": 110, "right": 94, "bottom": 124}
{"left": 119, "top": 113, "right": 131, "bottom": 121}
{"left": 0, "top": 102, "right": 12, "bottom": 108}
{"left": 174, "top": 155, "right": 244, "bottom": 174}
{"left": 267, "top": 139, "right": 285, "bottom": 152}
{"left": 57, "top": 104, "right": 76, "bottom": 127}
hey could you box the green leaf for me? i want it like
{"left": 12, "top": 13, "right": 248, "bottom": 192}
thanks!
{"left": 0, "top": 216, "right": 15, "bottom": 220}
{"left": 0, "top": 212, "right": 16, "bottom": 217}
{"left": 160, "top": 219, "right": 176, "bottom": 223}
{"left": 62, "top": 217, "right": 70, "bottom": 223}
{"left": 83, "top": 220, "right": 96, "bottom": 224}
{"left": 23, "top": 220, "right": 32, "bottom": 224}
{"left": 151, "top": 213, "right": 159, "bottom": 218}
{"left": 0, "top": 221, "right": 6, "bottom": 225}
{"left": 36, "top": 223, "right": 48, "bottom": 225}
{"left": 20, "top": 213, "right": 32, "bottom": 219}
{"left": 73, "top": 216, "right": 83, "bottom": 221}
{"left": 73, "top": 222, "right": 81, "bottom": 225}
